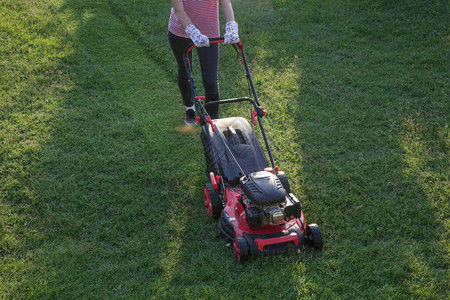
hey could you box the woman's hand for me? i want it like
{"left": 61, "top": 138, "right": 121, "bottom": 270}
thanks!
{"left": 185, "top": 24, "right": 210, "bottom": 47}
{"left": 224, "top": 21, "right": 239, "bottom": 44}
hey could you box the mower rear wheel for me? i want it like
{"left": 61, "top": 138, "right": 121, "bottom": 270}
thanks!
{"left": 307, "top": 224, "right": 323, "bottom": 250}
{"left": 233, "top": 236, "right": 249, "bottom": 263}
{"left": 203, "top": 183, "right": 222, "bottom": 219}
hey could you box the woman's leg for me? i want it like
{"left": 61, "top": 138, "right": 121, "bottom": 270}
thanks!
{"left": 168, "top": 31, "right": 193, "bottom": 108}
{"left": 169, "top": 31, "right": 220, "bottom": 119}
{"left": 198, "top": 44, "right": 220, "bottom": 119}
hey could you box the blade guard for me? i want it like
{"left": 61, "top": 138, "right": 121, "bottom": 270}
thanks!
{"left": 254, "top": 232, "right": 300, "bottom": 252}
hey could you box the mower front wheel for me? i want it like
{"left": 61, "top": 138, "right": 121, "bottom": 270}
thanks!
{"left": 307, "top": 224, "right": 323, "bottom": 250}
{"left": 203, "top": 183, "right": 222, "bottom": 219}
{"left": 233, "top": 236, "right": 249, "bottom": 263}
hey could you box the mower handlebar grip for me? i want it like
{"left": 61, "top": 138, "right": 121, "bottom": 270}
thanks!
{"left": 184, "top": 37, "right": 242, "bottom": 59}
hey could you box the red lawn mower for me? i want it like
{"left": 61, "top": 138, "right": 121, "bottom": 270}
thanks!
{"left": 184, "top": 38, "right": 322, "bottom": 262}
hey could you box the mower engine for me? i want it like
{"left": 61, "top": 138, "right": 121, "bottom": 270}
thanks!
{"left": 240, "top": 171, "right": 302, "bottom": 230}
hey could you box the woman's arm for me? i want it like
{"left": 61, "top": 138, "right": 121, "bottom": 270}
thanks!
{"left": 171, "top": 0, "right": 192, "bottom": 29}
{"left": 171, "top": 0, "right": 210, "bottom": 47}
{"left": 221, "top": 0, "right": 235, "bottom": 22}
{"left": 222, "top": 0, "right": 239, "bottom": 44}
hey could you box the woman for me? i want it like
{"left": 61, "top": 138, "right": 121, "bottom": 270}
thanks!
{"left": 168, "top": 0, "right": 239, "bottom": 125}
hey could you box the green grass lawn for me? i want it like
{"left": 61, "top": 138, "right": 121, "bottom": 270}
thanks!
{"left": 1, "top": 0, "right": 448, "bottom": 298}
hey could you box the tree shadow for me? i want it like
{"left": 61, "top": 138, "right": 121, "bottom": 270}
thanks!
{"left": 14, "top": 0, "right": 205, "bottom": 297}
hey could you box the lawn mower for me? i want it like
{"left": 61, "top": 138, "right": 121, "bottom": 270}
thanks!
{"left": 184, "top": 38, "right": 323, "bottom": 262}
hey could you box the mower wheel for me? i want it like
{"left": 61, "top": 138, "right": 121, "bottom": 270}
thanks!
{"left": 233, "top": 236, "right": 249, "bottom": 263}
{"left": 203, "top": 183, "right": 222, "bottom": 219}
{"left": 277, "top": 171, "right": 291, "bottom": 194}
{"left": 307, "top": 224, "right": 323, "bottom": 250}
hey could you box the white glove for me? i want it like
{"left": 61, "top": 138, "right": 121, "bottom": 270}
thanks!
{"left": 224, "top": 21, "right": 239, "bottom": 44}
{"left": 185, "top": 24, "right": 210, "bottom": 47}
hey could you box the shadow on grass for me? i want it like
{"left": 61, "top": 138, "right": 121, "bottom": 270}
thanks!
{"left": 18, "top": 0, "right": 205, "bottom": 297}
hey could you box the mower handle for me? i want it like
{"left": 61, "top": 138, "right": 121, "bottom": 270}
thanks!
{"left": 183, "top": 38, "right": 275, "bottom": 171}
{"left": 184, "top": 37, "right": 244, "bottom": 71}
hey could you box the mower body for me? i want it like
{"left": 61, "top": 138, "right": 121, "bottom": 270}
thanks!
{"left": 201, "top": 117, "right": 321, "bottom": 262}
{"left": 219, "top": 185, "right": 308, "bottom": 257}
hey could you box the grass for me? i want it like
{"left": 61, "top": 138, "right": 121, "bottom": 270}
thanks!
{"left": 1, "top": 0, "right": 448, "bottom": 298}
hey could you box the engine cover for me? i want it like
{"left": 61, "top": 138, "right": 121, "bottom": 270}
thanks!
{"left": 240, "top": 171, "right": 286, "bottom": 205}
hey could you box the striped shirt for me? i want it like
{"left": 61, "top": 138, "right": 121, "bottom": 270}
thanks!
{"left": 168, "top": 0, "right": 220, "bottom": 38}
